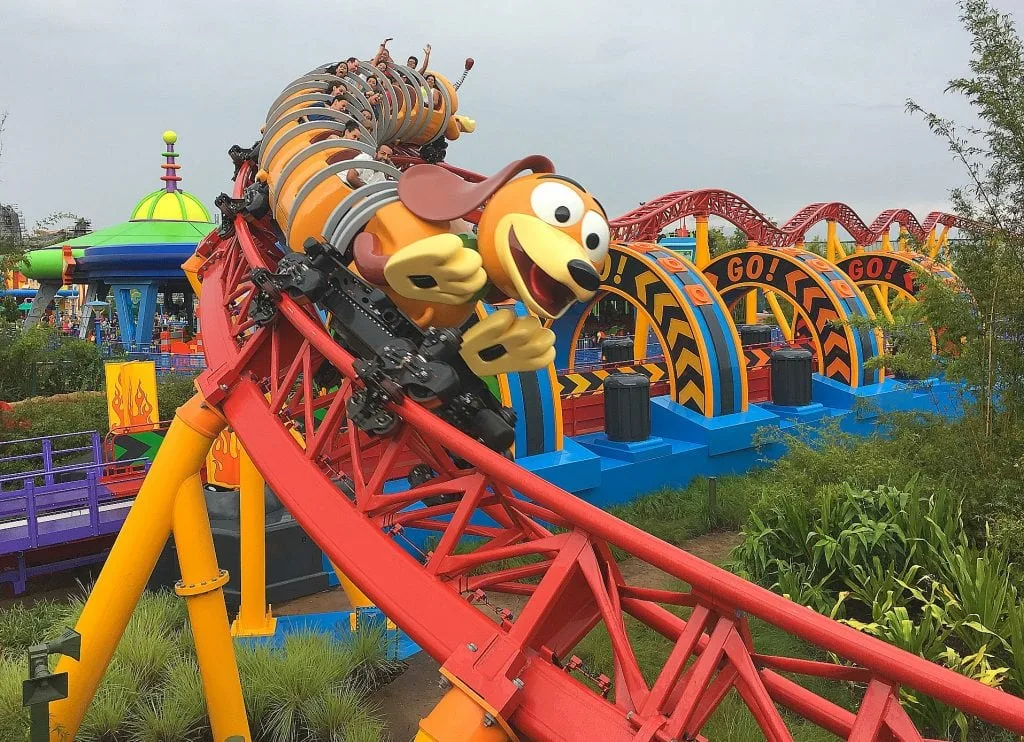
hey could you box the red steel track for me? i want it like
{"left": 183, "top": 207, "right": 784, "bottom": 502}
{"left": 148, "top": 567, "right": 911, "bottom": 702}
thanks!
{"left": 195, "top": 163, "right": 1024, "bottom": 741}
{"left": 610, "top": 190, "right": 968, "bottom": 246}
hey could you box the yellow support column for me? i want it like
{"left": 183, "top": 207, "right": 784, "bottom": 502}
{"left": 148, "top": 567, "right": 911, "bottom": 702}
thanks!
{"left": 331, "top": 561, "right": 376, "bottom": 609}
{"left": 173, "top": 473, "right": 251, "bottom": 741}
{"left": 742, "top": 238, "right": 758, "bottom": 325}
{"left": 881, "top": 232, "right": 893, "bottom": 252}
{"left": 764, "top": 292, "right": 794, "bottom": 341}
{"left": 826, "top": 221, "right": 838, "bottom": 263}
{"left": 417, "top": 671, "right": 515, "bottom": 742}
{"left": 694, "top": 214, "right": 710, "bottom": 269}
{"left": 871, "top": 284, "right": 895, "bottom": 323}
{"left": 931, "top": 224, "right": 950, "bottom": 260}
{"left": 231, "top": 446, "right": 277, "bottom": 637}
{"left": 745, "top": 289, "right": 758, "bottom": 324}
{"left": 633, "top": 313, "right": 650, "bottom": 359}
{"left": 899, "top": 227, "right": 908, "bottom": 253}
{"left": 49, "top": 394, "right": 233, "bottom": 741}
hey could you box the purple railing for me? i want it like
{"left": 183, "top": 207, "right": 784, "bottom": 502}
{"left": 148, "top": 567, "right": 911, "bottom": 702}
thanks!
{"left": 0, "top": 431, "right": 150, "bottom": 594}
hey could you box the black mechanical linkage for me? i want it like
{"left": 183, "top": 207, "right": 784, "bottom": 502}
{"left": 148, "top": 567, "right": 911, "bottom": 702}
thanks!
{"left": 247, "top": 239, "right": 517, "bottom": 452}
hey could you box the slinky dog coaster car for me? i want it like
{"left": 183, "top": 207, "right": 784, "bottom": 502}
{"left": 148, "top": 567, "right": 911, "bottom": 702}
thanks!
{"left": 349, "top": 155, "right": 611, "bottom": 376}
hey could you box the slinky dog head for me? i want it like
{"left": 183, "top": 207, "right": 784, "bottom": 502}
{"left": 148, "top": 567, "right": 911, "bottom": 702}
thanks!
{"left": 398, "top": 156, "right": 610, "bottom": 319}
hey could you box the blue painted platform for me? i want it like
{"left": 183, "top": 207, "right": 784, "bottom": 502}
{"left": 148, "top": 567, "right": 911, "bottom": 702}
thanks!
{"left": 514, "top": 374, "right": 963, "bottom": 509}
{"left": 238, "top": 607, "right": 421, "bottom": 661}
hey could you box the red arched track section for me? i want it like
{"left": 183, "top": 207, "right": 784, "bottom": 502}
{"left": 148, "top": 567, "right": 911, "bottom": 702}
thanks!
{"left": 610, "top": 190, "right": 968, "bottom": 246}
{"left": 193, "top": 163, "right": 1024, "bottom": 741}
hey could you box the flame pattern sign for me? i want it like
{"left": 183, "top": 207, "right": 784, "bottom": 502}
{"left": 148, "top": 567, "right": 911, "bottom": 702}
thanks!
{"left": 104, "top": 361, "right": 158, "bottom": 429}
{"left": 206, "top": 429, "right": 241, "bottom": 488}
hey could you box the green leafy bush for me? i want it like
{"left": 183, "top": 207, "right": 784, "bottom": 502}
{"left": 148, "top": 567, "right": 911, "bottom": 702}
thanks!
{"left": 0, "top": 327, "right": 102, "bottom": 401}
{"left": 732, "top": 480, "right": 1021, "bottom": 739}
{"left": 0, "top": 590, "right": 395, "bottom": 741}
{"left": 157, "top": 373, "right": 200, "bottom": 421}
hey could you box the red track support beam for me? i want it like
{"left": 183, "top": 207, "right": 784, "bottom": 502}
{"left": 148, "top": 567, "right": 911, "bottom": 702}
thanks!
{"left": 189, "top": 161, "right": 1024, "bottom": 741}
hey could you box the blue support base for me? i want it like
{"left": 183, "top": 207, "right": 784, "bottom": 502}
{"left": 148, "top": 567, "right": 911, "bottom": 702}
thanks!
{"left": 510, "top": 375, "right": 965, "bottom": 508}
{"left": 238, "top": 608, "right": 421, "bottom": 661}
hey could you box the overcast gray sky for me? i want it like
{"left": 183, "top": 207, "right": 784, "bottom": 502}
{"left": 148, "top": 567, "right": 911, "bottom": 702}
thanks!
{"left": 0, "top": 0, "right": 1003, "bottom": 237}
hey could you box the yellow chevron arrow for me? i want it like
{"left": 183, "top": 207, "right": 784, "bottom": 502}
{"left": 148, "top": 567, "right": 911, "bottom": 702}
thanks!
{"left": 676, "top": 348, "right": 702, "bottom": 372}
{"left": 565, "top": 374, "right": 590, "bottom": 395}
{"left": 666, "top": 317, "right": 694, "bottom": 348}
{"left": 677, "top": 380, "right": 706, "bottom": 408}
{"left": 653, "top": 292, "right": 673, "bottom": 323}
{"left": 634, "top": 272, "right": 658, "bottom": 305}
{"left": 647, "top": 364, "right": 666, "bottom": 382}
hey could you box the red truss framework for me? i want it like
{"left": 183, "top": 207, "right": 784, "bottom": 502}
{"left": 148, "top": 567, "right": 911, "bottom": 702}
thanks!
{"left": 610, "top": 190, "right": 967, "bottom": 246}
{"left": 193, "top": 163, "right": 1024, "bottom": 741}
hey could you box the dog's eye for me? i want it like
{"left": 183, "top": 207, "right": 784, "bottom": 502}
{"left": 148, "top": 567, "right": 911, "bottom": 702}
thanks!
{"left": 530, "top": 182, "right": 584, "bottom": 227}
{"left": 582, "top": 211, "right": 610, "bottom": 263}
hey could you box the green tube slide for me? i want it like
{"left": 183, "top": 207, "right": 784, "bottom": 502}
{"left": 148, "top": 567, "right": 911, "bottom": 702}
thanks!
{"left": 17, "top": 248, "right": 85, "bottom": 281}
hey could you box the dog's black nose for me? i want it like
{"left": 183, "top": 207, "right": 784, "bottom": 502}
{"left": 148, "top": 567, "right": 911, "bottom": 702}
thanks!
{"left": 567, "top": 259, "right": 600, "bottom": 292}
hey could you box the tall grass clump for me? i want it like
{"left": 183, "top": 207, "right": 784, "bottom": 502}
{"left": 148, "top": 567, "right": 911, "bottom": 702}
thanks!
{"left": 0, "top": 590, "right": 397, "bottom": 741}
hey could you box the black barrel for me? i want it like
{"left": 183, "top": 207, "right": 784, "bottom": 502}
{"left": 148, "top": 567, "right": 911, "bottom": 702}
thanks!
{"left": 604, "top": 372, "right": 651, "bottom": 442}
{"left": 771, "top": 349, "right": 813, "bottom": 406}
{"left": 601, "top": 337, "right": 634, "bottom": 363}
{"left": 738, "top": 324, "right": 773, "bottom": 346}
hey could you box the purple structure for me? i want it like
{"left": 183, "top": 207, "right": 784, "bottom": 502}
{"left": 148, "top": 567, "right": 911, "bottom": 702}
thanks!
{"left": 0, "top": 432, "right": 149, "bottom": 595}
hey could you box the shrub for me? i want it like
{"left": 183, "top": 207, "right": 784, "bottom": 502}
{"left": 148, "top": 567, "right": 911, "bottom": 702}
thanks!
{"left": 0, "top": 590, "right": 395, "bottom": 741}
{"left": 156, "top": 373, "right": 199, "bottom": 421}
{"left": 3, "top": 393, "right": 108, "bottom": 442}
{"left": 0, "top": 327, "right": 102, "bottom": 401}
{"left": 732, "top": 480, "right": 1022, "bottom": 739}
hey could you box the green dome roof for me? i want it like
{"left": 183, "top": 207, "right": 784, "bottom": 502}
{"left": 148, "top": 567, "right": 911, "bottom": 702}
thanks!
{"left": 127, "top": 130, "right": 213, "bottom": 223}
{"left": 130, "top": 189, "right": 211, "bottom": 222}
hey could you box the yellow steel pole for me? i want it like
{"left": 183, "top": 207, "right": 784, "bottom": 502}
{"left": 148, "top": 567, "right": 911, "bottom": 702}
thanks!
{"left": 173, "top": 473, "right": 251, "bottom": 740}
{"left": 764, "top": 292, "right": 794, "bottom": 341}
{"left": 330, "top": 561, "right": 376, "bottom": 609}
{"left": 871, "top": 284, "right": 895, "bottom": 323}
{"left": 49, "top": 394, "right": 227, "bottom": 741}
{"left": 899, "top": 227, "right": 909, "bottom": 253}
{"left": 633, "top": 313, "right": 650, "bottom": 360}
{"left": 417, "top": 671, "right": 514, "bottom": 742}
{"left": 745, "top": 289, "right": 758, "bottom": 324}
{"left": 881, "top": 232, "right": 893, "bottom": 252}
{"left": 694, "top": 214, "right": 710, "bottom": 269}
{"left": 231, "top": 445, "right": 277, "bottom": 637}
{"left": 826, "top": 221, "right": 838, "bottom": 263}
{"left": 931, "top": 224, "right": 950, "bottom": 260}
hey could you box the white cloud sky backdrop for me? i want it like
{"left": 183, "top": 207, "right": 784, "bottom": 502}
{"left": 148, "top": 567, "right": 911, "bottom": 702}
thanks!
{"left": 0, "top": 0, "right": 1005, "bottom": 237}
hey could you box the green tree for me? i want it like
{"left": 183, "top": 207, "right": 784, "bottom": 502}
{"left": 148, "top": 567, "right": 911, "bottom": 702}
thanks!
{"left": 904, "top": 0, "right": 1024, "bottom": 441}
{"left": 708, "top": 226, "right": 750, "bottom": 257}
{"left": 805, "top": 235, "right": 827, "bottom": 257}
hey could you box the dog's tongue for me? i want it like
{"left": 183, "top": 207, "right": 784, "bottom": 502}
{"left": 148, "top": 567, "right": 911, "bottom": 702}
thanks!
{"left": 528, "top": 263, "right": 574, "bottom": 316}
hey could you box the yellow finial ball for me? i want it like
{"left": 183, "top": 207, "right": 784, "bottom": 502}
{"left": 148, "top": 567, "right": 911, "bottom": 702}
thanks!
{"left": 162, "top": 130, "right": 178, "bottom": 145}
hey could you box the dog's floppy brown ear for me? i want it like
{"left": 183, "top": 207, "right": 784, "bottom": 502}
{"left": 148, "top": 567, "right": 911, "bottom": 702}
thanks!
{"left": 398, "top": 155, "right": 555, "bottom": 222}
